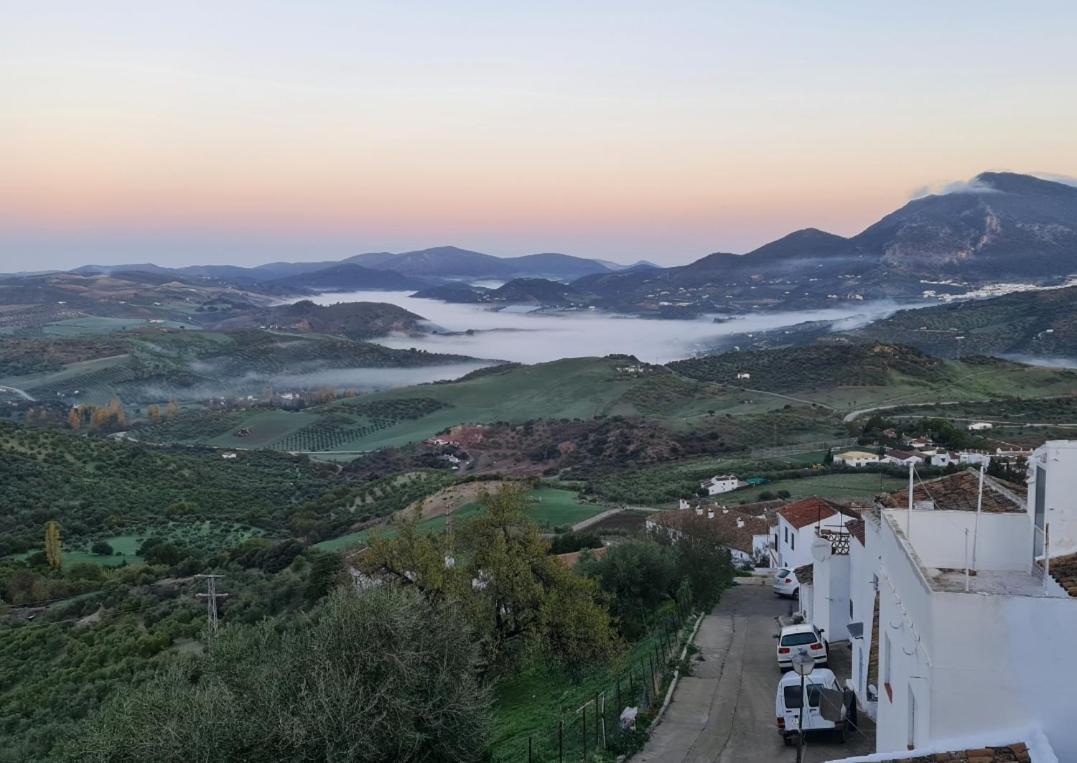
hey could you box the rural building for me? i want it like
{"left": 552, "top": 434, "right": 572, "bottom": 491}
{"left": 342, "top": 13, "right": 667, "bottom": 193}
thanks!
{"left": 771, "top": 497, "right": 855, "bottom": 570}
{"left": 647, "top": 508, "right": 770, "bottom": 566}
{"left": 967, "top": 421, "right": 994, "bottom": 431}
{"left": 833, "top": 450, "right": 881, "bottom": 468}
{"left": 735, "top": 372, "right": 751, "bottom": 380}
{"left": 700, "top": 474, "right": 742, "bottom": 496}
{"left": 805, "top": 455, "right": 1077, "bottom": 760}
{"left": 880, "top": 449, "right": 924, "bottom": 466}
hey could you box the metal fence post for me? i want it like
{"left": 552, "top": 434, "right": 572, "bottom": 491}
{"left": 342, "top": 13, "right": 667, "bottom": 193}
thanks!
{"left": 582, "top": 704, "right": 588, "bottom": 760}
{"left": 528, "top": 736, "right": 532, "bottom": 763}
{"left": 558, "top": 718, "right": 563, "bottom": 763}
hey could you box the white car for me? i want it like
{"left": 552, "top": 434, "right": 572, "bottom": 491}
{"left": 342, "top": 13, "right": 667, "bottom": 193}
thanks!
{"left": 775, "top": 667, "right": 856, "bottom": 745}
{"left": 772, "top": 568, "right": 798, "bottom": 598}
{"left": 776, "top": 623, "right": 828, "bottom": 671}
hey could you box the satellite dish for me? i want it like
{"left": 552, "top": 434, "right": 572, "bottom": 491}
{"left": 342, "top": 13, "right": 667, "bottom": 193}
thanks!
{"left": 791, "top": 650, "right": 815, "bottom": 676}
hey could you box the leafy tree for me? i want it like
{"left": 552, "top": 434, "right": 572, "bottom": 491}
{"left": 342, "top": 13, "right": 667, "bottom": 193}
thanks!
{"left": 91, "top": 540, "right": 114, "bottom": 556}
{"left": 580, "top": 539, "right": 679, "bottom": 638}
{"left": 44, "top": 520, "right": 62, "bottom": 571}
{"left": 68, "top": 587, "right": 490, "bottom": 762}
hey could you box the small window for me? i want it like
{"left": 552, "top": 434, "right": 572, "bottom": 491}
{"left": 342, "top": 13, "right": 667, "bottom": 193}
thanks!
{"left": 791, "top": 534, "right": 796, "bottom": 551}
{"left": 849, "top": 599, "right": 854, "bottom": 620}
{"left": 784, "top": 527, "right": 788, "bottom": 543}
{"left": 780, "top": 632, "right": 818, "bottom": 647}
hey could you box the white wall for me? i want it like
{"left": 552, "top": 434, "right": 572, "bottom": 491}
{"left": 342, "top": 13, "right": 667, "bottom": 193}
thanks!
{"left": 1029, "top": 442, "right": 1077, "bottom": 557}
{"left": 848, "top": 518, "right": 882, "bottom": 720}
{"left": 887, "top": 509, "right": 1033, "bottom": 572}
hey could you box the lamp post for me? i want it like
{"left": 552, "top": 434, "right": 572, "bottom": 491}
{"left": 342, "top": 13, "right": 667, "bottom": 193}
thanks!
{"left": 791, "top": 650, "right": 815, "bottom": 763}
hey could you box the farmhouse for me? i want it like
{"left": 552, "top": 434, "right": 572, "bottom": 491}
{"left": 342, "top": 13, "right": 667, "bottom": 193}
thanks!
{"left": 700, "top": 474, "right": 742, "bottom": 496}
{"left": 880, "top": 449, "right": 924, "bottom": 466}
{"left": 967, "top": 421, "right": 994, "bottom": 431}
{"left": 833, "top": 449, "right": 881, "bottom": 468}
{"left": 770, "top": 497, "right": 857, "bottom": 570}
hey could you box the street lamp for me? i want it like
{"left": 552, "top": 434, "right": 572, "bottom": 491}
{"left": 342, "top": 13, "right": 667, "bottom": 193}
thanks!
{"left": 791, "top": 650, "right": 815, "bottom": 763}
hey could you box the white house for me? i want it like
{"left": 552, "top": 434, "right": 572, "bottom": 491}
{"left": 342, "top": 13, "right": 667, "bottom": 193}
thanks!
{"left": 834, "top": 450, "right": 881, "bottom": 468}
{"left": 700, "top": 474, "right": 741, "bottom": 496}
{"left": 736, "top": 372, "right": 751, "bottom": 380}
{"left": 880, "top": 449, "right": 925, "bottom": 467}
{"left": 967, "top": 421, "right": 994, "bottom": 431}
{"left": 771, "top": 497, "right": 856, "bottom": 570}
{"left": 822, "top": 460, "right": 1077, "bottom": 760}
{"left": 807, "top": 528, "right": 852, "bottom": 648}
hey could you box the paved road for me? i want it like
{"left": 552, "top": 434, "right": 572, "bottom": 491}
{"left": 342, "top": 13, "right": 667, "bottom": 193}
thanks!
{"left": 636, "top": 585, "right": 874, "bottom": 763}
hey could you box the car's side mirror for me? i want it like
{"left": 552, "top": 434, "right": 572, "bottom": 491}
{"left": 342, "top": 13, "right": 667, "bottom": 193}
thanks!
{"left": 773, "top": 634, "right": 779, "bottom": 639}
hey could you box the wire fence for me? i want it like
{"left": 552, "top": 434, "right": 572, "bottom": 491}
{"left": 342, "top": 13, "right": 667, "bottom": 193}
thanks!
{"left": 498, "top": 603, "right": 698, "bottom": 763}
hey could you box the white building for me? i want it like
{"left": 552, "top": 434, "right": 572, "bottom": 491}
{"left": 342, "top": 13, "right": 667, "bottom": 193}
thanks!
{"left": 700, "top": 474, "right": 742, "bottom": 496}
{"left": 880, "top": 449, "right": 925, "bottom": 467}
{"left": 834, "top": 450, "right": 881, "bottom": 468}
{"left": 813, "top": 458, "right": 1077, "bottom": 760}
{"left": 771, "top": 497, "right": 857, "bottom": 570}
{"left": 968, "top": 421, "right": 994, "bottom": 431}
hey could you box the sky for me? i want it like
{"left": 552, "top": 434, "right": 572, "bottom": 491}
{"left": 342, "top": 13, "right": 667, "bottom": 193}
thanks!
{"left": 4, "top": 1, "right": 1077, "bottom": 270}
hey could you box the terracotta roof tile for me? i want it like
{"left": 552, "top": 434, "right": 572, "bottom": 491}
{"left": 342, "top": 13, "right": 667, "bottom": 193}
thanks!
{"left": 1044, "top": 551, "right": 1077, "bottom": 597}
{"left": 553, "top": 545, "right": 608, "bottom": 568}
{"left": 651, "top": 509, "right": 768, "bottom": 555}
{"left": 845, "top": 518, "right": 866, "bottom": 545}
{"left": 778, "top": 497, "right": 841, "bottom": 529}
{"left": 866, "top": 741, "right": 1029, "bottom": 762}
{"left": 879, "top": 469, "right": 1024, "bottom": 514}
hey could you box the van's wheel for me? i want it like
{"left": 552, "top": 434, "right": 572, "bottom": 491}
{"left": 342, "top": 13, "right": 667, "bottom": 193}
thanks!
{"left": 837, "top": 722, "right": 848, "bottom": 744}
{"left": 847, "top": 701, "right": 859, "bottom": 730}
{"left": 792, "top": 588, "right": 799, "bottom": 600}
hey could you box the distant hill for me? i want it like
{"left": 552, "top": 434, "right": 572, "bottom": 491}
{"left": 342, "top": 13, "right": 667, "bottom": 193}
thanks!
{"left": 266, "top": 263, "right": 429, "bottom": 292}
{"left": 669, "top": 343, "right": 950, "bottom": 392}
{"left": 213, "top": 299, "right": 428, "bottom": 340}
{"left": 347, "top": 246, "right": 615, "bottom": 280}
{"left": 413, "top": 277, "right": 592, "bottom": 307}
{"left": 846, "top": 285, "right": 1077, "bottom": 359}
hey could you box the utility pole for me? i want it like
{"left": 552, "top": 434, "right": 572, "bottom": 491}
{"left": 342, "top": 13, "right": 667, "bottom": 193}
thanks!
{"left": 195, "top": 574, "right": 229, "bottom": 638}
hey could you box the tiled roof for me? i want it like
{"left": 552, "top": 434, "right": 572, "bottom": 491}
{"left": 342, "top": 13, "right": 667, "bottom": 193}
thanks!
{"left": 651, "top": 509, "right": 768, "bottom": 554}
{"left": 879, "top": 469, "right": 1025, "bottom": 514}
{"left": 778, "top": 497, "right": 840, "bottom": 529}
{"left": 845, "top": 518, "right": 866, "bottom": 545}
{"left": 862, "top": 741, "right": 1030, "bottom": 762}
{"left": 1045, "top": 551, "right": 1077, "bottom": 597}
{"left": 794, "top": 563, "right": 814, "bottom": 585}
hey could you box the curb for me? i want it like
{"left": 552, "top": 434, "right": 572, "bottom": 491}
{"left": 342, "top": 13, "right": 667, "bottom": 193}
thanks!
{"left": 648, "top": 610, "right": 706, "bottom": 729}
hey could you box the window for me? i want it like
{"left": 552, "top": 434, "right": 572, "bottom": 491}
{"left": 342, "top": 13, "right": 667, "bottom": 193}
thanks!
{"left": 791, "top": 533, "right": 796, "bottom": 551}
{"left": 782, "top": 684, "right": 823, "bottom": 710}
{"left": 784, "top": 527, "right": 788, "bottom": 544}
{"left": 780, "top": 632, "right": 818, "bottom": 647}
{"left": 849, "top": 599, "right": 854, "bottom": 620}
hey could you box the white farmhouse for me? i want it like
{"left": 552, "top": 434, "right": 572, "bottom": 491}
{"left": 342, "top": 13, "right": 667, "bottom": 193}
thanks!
{"left": 700, "top": 474, "right": 742, "bottom": 496}
{"left": 880, "top": 449, "right": 925, "bottom": 467}
{"left": 834, "top": 450, "right": 881, "bottom": 468}
{"left": 967, "top": 421, "right": 994, "bottom": 431}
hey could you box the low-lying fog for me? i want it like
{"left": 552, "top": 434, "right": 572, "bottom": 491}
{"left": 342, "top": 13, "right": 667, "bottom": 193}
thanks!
{"left": 299, "top": 290, "right": 914, "bottom": 364}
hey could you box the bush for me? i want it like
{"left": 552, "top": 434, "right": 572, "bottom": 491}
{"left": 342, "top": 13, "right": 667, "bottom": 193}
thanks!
{"left": 91, "top": 541, "right": 114, "bottom": 556}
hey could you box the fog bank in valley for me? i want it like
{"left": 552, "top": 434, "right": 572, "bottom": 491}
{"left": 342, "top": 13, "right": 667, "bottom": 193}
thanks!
{"left": 300, "top": 291, "right": 914, "bottom": 364}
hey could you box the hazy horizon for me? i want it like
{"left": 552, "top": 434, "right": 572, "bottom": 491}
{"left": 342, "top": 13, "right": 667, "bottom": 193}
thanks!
{"left": 5, "top": 1, "right": 1077, "bottom": 271}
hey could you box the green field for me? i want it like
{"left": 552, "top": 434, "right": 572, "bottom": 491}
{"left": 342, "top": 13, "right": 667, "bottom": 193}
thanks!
{"left": 729, "top": 470, "right": 908, "bottom": 503}
{"left": 313, "top": 487, "right": 602, "bottom": 552}
{"left": 43, "top": 317, "right": 187, "bottom": 336}
{"left": 208, "top": 409, "right": 320, "bottom": 449}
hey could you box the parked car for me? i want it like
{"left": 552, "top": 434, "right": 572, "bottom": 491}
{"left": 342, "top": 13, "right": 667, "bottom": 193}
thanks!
{"left": 775, "top": 667, "right": 856, "bottom": 745}
{"left": 772, "top": 568, "right": 798, "bottom": 598}
{"left": 775, "top": 623, "right": 828, "bottom": 671}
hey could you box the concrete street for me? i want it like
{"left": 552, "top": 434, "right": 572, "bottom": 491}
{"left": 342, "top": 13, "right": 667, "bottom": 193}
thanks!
{"left": 635, "top": 585, "right": 875, "bottom": 763}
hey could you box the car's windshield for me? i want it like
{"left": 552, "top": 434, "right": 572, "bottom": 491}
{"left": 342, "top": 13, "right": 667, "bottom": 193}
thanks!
{"left": 776, "top": 569, "right": 790, "bottom": 577}
{"left": 782, "top": 684, "right": 823, "bottom": 709}
{"left": 781, "top": 632, "right": 817, "bottom": 646}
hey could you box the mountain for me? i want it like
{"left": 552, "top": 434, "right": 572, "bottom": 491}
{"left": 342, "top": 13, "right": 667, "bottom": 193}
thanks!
{"left": 347, "top": 246, "right": 614, "bottom": 280}
{"left": 573, "top": 172, "right": 1077, "bottom": 313}
{"left": 854, "top": 171, "right": 1077, "bottom": 278}
{"left": 266, "top": 263, "right": 429, "bottom": 292}
{"left": 413, "top": 277, "right": 592, "bottom": 307}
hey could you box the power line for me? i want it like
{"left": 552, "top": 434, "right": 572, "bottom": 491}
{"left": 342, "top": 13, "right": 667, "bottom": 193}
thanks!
{"left": 194, "top": 574, "right": 229, "bottom": 638}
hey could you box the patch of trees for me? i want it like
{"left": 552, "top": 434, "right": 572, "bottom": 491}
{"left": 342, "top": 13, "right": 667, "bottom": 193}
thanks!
{"left": 67, "top": 587, "right": 489, "bottom": 762}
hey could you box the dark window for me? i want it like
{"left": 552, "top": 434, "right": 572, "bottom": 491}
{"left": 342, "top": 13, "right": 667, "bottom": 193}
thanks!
{"left": 791, "top": 534, "right": 796, "bottom": 551}
{"left": 782, "top": 684, "right": 823, "bottom": 710}
{"left": 780, "top": 632, "right": 818, "bottom": 647}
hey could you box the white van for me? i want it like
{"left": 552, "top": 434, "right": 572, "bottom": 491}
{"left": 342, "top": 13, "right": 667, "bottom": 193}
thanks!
{"left": 774, "top": 668, "right": 856, "bottom": 745}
